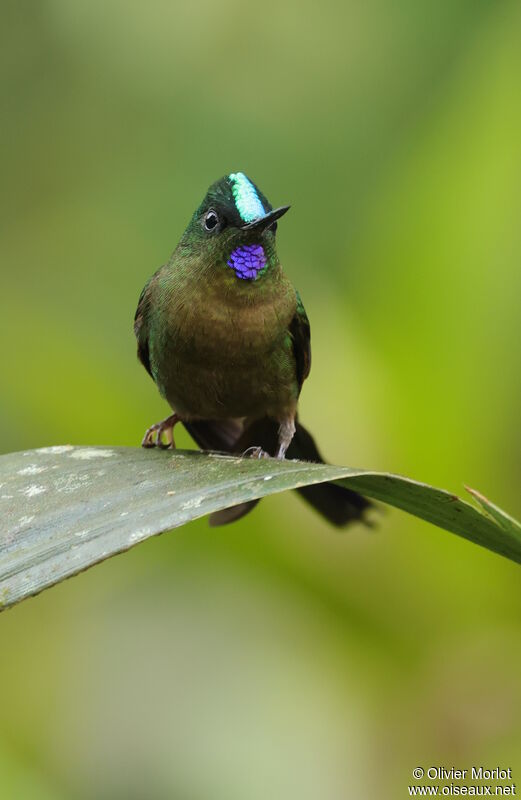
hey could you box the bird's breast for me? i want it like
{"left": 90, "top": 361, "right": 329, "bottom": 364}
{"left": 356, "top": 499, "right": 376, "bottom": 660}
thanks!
{"left": 148, "top": 267, "right": 298, "bottom": 418}
{"left": 165, "top": 274, "right": 296, "bottom": 364}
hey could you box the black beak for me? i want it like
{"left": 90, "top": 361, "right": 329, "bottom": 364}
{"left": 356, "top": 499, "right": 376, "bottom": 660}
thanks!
{"left": 241, "top": 205, "right": 290, "bottom": 231}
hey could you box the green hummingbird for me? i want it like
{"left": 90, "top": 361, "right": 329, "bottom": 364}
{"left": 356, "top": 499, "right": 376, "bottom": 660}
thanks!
{"left": 134, "top": 172, "right": 371, "bottom": 525}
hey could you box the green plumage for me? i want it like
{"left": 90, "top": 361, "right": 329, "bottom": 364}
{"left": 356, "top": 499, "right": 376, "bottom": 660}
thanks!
{"left": 136, "top": 243, "right": 301, "bottom": 421}
{"left": 134, "top": 173, "right": 371, "bottom": 526}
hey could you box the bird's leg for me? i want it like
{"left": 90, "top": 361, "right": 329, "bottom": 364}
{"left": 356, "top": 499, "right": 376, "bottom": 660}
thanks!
{"left": 276, "top": 417, "right": 296, "bottom": 460}
{"left": 141, "top": 413, "right": 181, "bottom": 449}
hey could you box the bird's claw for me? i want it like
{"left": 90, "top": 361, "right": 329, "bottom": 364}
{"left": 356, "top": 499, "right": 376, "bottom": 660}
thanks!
{"left": 141, "top": 414, "right": 179, "bottom": 449}
{"left": 141, "top": 425, "right": 173, "bottom": 449}
{"left": 242, "top": 446, "right": 271, "bottom": 459}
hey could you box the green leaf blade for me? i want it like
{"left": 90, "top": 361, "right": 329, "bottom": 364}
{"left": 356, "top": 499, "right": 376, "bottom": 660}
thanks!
{"left": 1, "top": 446, "right": 520, "bottom": 612}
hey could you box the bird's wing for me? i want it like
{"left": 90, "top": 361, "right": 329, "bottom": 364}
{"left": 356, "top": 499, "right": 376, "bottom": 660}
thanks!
{"left": 288, "top": 290, "right": 311, "bottom": 391}
{"left": 134, "top": 279, "right": 154, "bottom": 378}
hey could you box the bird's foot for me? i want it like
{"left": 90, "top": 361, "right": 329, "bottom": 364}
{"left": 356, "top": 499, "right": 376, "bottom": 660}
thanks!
{"left": 242, "top": 446, "right": 271, "bottom": 459}
{"left": 141, "top": 413, "right": 180, "bottom": 449}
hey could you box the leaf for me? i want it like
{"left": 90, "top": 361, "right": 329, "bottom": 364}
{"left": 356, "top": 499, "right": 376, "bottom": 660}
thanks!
{"left": 0, "top": 446, "right": 519, "bottom": 612}
{"left": 464, "top": 485, "right": 521, "bottom": 539}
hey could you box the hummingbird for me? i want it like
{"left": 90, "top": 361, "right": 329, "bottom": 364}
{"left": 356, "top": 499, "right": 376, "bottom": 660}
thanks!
{"left": 134, "top": 172, "right": 371, "bottom": 526}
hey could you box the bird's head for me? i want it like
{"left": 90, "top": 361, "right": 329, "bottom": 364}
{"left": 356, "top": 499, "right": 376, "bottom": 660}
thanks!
{"left": 178, "top": 172, "right": 290, "bottom": 281}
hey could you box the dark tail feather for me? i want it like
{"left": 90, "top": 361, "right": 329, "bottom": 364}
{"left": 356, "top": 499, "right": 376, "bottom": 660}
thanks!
{"left": 183, "top": 418, "right": 372, "bottom": 528}
{"left": 208, "top": 499, "right": 261, "bottom": 526}
{"left": 287, "top": 422, "right": 372, "bottom": 527}
{"left": 182, "top": 419, "right": 243, "bottom": 452}
{"left": 183, "top": 419, "right": 260, "bottom": 526}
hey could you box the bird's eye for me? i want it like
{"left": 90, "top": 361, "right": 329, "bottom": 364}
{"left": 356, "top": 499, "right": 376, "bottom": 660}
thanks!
{"left": 204, "top": 210, "right": 219, "bottom": 231}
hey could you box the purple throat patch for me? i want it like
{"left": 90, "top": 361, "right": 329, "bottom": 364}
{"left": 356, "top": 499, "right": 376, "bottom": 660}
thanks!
{"left": 227, "top": 244, "right": 267, "bottom": 280}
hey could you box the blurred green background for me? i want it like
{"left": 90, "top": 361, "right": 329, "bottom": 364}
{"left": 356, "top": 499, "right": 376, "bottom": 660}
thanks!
{"left": 2, "top": 1, "right": 521, "bottom": 797}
